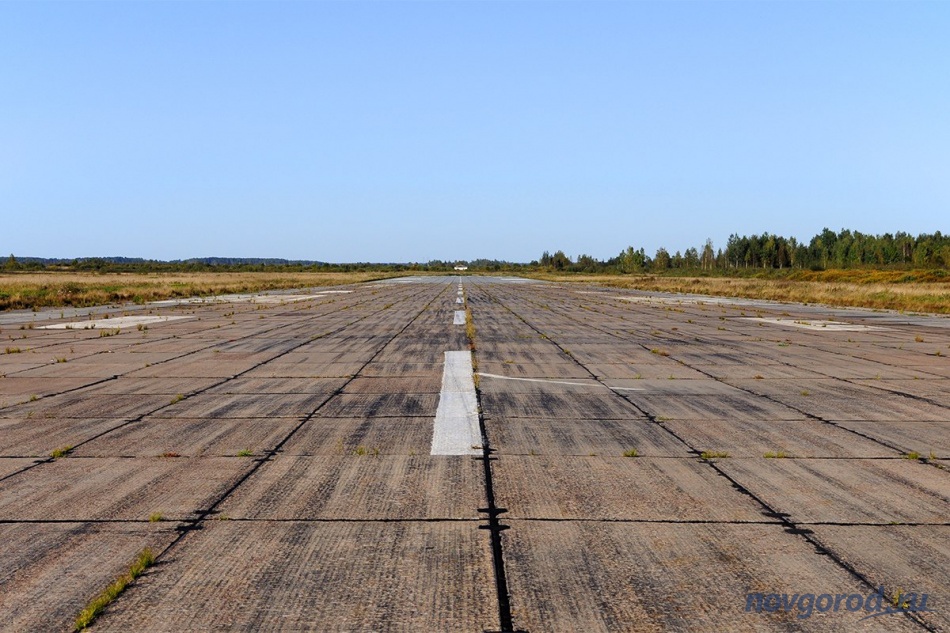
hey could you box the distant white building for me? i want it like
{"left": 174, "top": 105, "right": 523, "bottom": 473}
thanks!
{"left": 454, "top": 265, "right": 468, "bottom": 271}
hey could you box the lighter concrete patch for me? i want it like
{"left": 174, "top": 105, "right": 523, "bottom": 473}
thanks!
{"left": 453, "top": 311, "right": 466, "bottom": 325}
{"left": 431, "top": 351, "right": 481, "bottom": 456}
{"left": 742, "top": 317, "right": 884, "bottom": 332}
{"left": 38, "top": 315, "right": 191, "bottom": 330}
{"left": 149, "top": 292, "right": 332, "bottom": 306}
{"left": 248, "top": 294, "right": 329, "bottom": 304}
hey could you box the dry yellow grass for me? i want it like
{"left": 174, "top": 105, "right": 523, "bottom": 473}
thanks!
{"left": 526, "top": 272, "right": 950, "bottom": 314}
{"left": 0, "top": 271, "right": 401, "bottom": 311}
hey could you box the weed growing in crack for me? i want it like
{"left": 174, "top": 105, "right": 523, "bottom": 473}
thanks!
{"left": 50, "top": 445, "right": 73, "bottom": 459}
{"left": 74, "top": 548, "right": 155, "bottom": 630}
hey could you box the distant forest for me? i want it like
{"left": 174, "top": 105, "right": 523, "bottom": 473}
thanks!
{"left": 543, "top": 229, "right": 950, "bottom": 274}
{"left": 4, "top": 229, "right": 949, "bottom": 275}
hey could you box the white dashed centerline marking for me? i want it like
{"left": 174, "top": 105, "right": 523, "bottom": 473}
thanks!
{"left": 431, "top": 351, "right": 481, "bottom": 455}
{"left": 453, "top": 311, "right": 466, "bottom": 325}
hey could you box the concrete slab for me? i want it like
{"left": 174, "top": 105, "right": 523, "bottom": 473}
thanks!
{"left": 480, "top": 391, "right": 641, "bottom": 419}
{"left": 318, "top": 393, "right": 440, "bottom": 418}
{"left": 127, "top": 360, "right": 253, "bottom": 378}
{"left": 281, "top": 417, "right": 433, "bottom": 456}
{"left": 0, "top": 376, "right": 103, "bottom": 396}
{"left": 0, "top": 457, "right": 39, "bottom": 479}
{"left": 807, "top": 525, "right": 950, "bottom": 631}
{"left": 153, "top": 393, "right": 330, "bottom": 419}
{"left": 72, "top": 417, "right": 304, "bottom": 457}
{"left": 851, "top": 378, "right": 950, "bottom": 407}
{"left": 494, "top": 456, "right": 768, "bottom": 521}
{"left": 662, "top": 418, "right": 900, "bottom": 458}
{"left": 93, "top": 521, "right": 497, "bottom": 632}
{"left": 832, "top": 420, "right": 950, "bottom": 458}
{"left": 242, "top": 361, "right": 367, "bottom": 378}
{"left": 5, "top": 393, "right": 173, "bottom": 419}
{"left": 732, "top": 379, "right": 950, "bottom": 421}
{"left": 502, "top": 522, "right": 918, "bottom": 632}
{"left": 0, "top": 523, "right": 177, "bottom": 633}
{"left": 0, "top": 457, "right": 253, "bottom": 521}
{"left": 0, "top": 417, "right": 130, "bottom": 456}
{"left": 580, "top": 361, "right": 712, "bottom": 380}
{"left": 486, "top": 416, "right": 688, "bottom": 457}
{"left": 683, "top": 363, "right": 828, "bottom": 380}
{"left": 355, "top": 362, "right": 442, "bottom": 377}
{"left": 85, "top": 377, "right": 225, "bottom": 395}
{"left": 342, "top": 375, "right": 442, "bottom": 394}
{"left": 717, "top": 458, "right": 950, "bottom": 524}
{"left": 218, "top": 455, "right": 483, "bottom": 520}
{"left": 623, "top": 392, "right": 807, "bottom": 422}
{"left": 10, "top": 361, "right": 147, "bottom": 379}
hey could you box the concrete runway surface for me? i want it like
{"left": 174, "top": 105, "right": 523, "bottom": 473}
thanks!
{"left": 0, "top": 276, "right": 947, "bottom": 631}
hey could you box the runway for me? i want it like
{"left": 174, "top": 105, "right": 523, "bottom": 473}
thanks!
{"left": 0, "top": 276, "right": 947, "bottom": 631}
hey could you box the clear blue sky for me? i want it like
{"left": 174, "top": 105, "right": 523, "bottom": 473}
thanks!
{"left": 2, "top": 1, "right": 948, "bottom": 263}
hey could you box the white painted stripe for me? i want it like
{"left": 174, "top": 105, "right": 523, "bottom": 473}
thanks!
{"left": 453, "top": 311, "right": 466, "bottom": 325}
{"left": 39, "top": 315, "right": 191, "bottom": 330}
{"left": 456, "top": 297, "right": 463, "bottom": 304}
{"left": 431, "top": 351, "right": 481, "bottom": 456}
{"left": 478, "top": 372, "right": 644, "bottom": 391}
{"left": 478, "top": 373, "right": 594, "bottom": 388}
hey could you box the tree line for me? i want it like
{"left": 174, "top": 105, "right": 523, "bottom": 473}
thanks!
{"left": 539, "top": 229, "right": 950, "bottom": 273}
{"left": 4, "top": 228, "right": 948, "bottom": 275}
